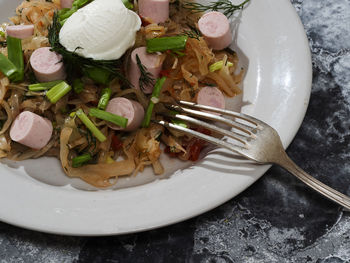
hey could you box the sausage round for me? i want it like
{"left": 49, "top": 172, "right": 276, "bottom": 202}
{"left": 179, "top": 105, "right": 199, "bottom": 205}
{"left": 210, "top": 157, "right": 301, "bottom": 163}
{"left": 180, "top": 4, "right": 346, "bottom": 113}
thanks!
{"left": 128, "top": 46, "right": 162, "bottom": 94}
{"left": 105, "top": 97, "right": 145, "bottom": 131}
{"left": 30, "top": 47, "right": 66, "bottom": 82}
{"left": 198, "top": 11, "right": 232, "bottom": 50}
{"left": 196, "top": 86, "right": 226, "bottom": 113}
{"left": 6, "top": 25, "right": 34, "bottom": 39}
{"left": 10, "top": 111, "right": 53, "bottom": 149}
{"left": 138, "top": 0, "right": 169, "bottom": 24}
{"left": 60, "top": 0, "right": 74, "bottom": 9}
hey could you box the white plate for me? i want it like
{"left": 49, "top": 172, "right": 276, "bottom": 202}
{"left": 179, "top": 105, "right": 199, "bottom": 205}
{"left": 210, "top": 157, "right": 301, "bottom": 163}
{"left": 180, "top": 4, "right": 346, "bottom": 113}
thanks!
{"left": 0, "top": 0, "right": 311, "bottom": 235}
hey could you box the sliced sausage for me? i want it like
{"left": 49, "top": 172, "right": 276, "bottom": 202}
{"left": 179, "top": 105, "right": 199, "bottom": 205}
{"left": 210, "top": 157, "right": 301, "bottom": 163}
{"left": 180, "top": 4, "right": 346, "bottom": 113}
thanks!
{"left": 196, "top": 86, "right": 225, "bottom": 113}
{"left": 138, "top": 0, "right": 169, "bottom": 24}
{"left": 198, "top": 11, "right": 232, "bottom": 50}
{"left": 60, "top": 0, "right": 74, "bottom": 9}
{"left": 10, "top": 111, "right": 53, "bottom": 150}
{"left": 6, "top": 25, "right": 34, "bottom": 39}
{"left": 106, "top": 97, "right": 145, "bottom": 131}
{"left": 30, "top": 47, "right": 66, "bottom": 82}
{"left": 128, "top": 46, "right": 162, "bottom": 94}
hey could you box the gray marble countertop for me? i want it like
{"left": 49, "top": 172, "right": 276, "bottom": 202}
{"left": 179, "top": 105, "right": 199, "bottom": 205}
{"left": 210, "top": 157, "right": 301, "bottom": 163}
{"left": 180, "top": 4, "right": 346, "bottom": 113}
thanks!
{"left": 1, "top": 0, "right": 350, "bottom": 262}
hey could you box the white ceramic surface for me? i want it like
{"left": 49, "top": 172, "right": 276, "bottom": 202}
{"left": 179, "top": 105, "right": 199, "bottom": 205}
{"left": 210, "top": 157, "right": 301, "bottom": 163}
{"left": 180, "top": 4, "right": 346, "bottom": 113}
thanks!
{"left": 0, "top": 0, "right": 312, "bottom": 235}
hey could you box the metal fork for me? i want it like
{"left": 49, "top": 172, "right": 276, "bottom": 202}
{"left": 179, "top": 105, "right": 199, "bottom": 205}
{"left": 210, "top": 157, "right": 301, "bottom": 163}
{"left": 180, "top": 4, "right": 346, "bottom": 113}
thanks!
{"left": 154, "top": 100, "right": 350, "bottom": 210}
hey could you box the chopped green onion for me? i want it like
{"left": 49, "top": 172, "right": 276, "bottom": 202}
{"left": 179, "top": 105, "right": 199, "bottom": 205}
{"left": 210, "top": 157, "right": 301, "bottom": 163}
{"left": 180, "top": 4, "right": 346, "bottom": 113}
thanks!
{"left": 146, "top": 36, "right": 188, "bottom": 53}
{"left": 46, "top": 81, "right": 72, "bottom": 103}
{"left": 0, "top": 31, "right": 5, "bottom": 37}
{"left": 142, "top": 76, "right": 166, "bottom": 128}
{"left": 209, "top": 60, "right": 233, "bottom": 72}
{"left": 76, "top": 109, "right": 106, "bottom": 142}
{"left": 69, "top": 111, "right": 76, "bottom": 118}
{"left": 58, "top": 0, "right": 93, "bottom": 25}
{"left": 97, "top": 88, "right": 112, "bottom": 110}
{"left": 172, "top": 50, "right": 186, "bottom": 57}
{"left": 72, "top": 153, "right": 92, "bottom": 168}
{"left": 73, "top": 78, "right": 84, "bottom": 94}
{"left": 0, "top": 53, "right": 19, "bottom": 80}
{"left": 89, "top": 108, "right": 128, "bottom": 128}
{"left": 83, "top": 66, "right": 111, "bottom": 85}
{"left": 122, "top": 0, "right": 134, "bottom": 9}
{"left": 28, "top": 80, "right": 63, "bottom": 91}
{"left": 172, "top": 119, "right": 188, "bottom": 128}
{"left": 6, "top": 36, "right": 24, "bottom": 82}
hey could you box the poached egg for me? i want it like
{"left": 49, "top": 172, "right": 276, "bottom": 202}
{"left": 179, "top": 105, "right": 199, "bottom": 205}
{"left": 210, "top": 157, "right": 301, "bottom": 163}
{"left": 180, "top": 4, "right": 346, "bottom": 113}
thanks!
{"left": 59, "top": 0, "right": 141, "bottom": 60}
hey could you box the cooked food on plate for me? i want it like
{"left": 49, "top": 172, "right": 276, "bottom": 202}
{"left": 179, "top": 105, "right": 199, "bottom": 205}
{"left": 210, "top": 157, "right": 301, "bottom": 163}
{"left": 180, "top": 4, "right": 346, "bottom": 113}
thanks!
{"left": 0, "top": 0, "right": 248, "bottom": 187}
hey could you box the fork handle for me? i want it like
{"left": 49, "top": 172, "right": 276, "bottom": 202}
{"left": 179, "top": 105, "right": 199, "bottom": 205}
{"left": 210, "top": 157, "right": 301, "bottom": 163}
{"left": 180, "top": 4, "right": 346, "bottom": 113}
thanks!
{"left": 277, "top": 154, "right": 350, "bottom": 211}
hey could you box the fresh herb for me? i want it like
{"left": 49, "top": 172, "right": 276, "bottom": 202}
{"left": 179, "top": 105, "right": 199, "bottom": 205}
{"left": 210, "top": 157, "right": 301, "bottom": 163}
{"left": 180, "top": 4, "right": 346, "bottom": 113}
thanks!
{"left": 0, "top": 31, "right": 5, "bottom": 37}
{"left": 136, "top": 54, "right": 155, "bottom": 92}
{"left": 209, "top": 60, "right": 233, "bottom": 72}
{"left": 142, "top": 77, "right": 166, "bottom": 127}
{"left": 72, "top": 78, "right": 84, "bottom": 94}
{"left": 82, "top": 66, "right": 111, "bottom": 85}
{"left": 76, "top": 109, "right": 107, "bottom": 142}
{"left": 121, "top": 0, "right": 134, "bottom": 9}
{"left": 182, "top": 25, "right": 201, "bottom": 40}
{"left": 182, "top": 0, "right": 250, "bottom": 17}
{"left": 97, "top": 87, "right": 111, "bottom": 110}
{"left": 146, "top": 36, "right": 188, "bottom": 53}
{"left": 7, "top": 36, "right": 24, "bottom": 82}
{"left": 58, "top": 0, "right": 93, "bottom": 25}
{"left": 46, "top": 81, "right": 71, "bottom": 103}
{"left": 28, "top": 80, "right": 63, "bottom": 91}
{"left": 89, "top": 108, "right": 128, "bottom": 128}
{"left": 172, "top": 119, "right": 188, "bottom": 128}
{"left": 0, "top": 54, "right": 20, "bottom": 81}
{"left": 72, "top": 153, "right": 92, "bottom": 168}
{"left": 48, "top": 13, "right": 130, "bottom": 86}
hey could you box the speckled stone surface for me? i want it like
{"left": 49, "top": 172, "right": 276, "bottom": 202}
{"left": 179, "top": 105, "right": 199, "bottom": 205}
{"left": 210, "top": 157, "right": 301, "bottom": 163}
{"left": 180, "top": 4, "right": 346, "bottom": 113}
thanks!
{"left": 1, "top": 0, "right": 350, "bottom": 262}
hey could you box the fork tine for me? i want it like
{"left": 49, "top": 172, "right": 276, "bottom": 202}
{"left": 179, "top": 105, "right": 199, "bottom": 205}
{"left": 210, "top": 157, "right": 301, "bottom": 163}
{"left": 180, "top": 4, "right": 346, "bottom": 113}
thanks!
{"left": 153, "top": 120, "right": 246, "bottom": 155}
{"left": 160, "top": 112, "right": 249, "bottom": 145}
{"left": 165, "top": 104, "right": 257, "bottom": 136}
{"left": 178, "top": 100, "right": 261, "bottom": 126}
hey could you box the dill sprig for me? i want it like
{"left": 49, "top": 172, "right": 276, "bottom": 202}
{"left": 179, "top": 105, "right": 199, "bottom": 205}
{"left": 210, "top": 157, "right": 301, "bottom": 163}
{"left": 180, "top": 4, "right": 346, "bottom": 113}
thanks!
{"left": 182, "top": 24, "right": 201, "bottom": 40}
{"left": 48, "top": 12, "right": 130, "bottom": 86}
{"left": 136, "top": 54, "right": 155, "bottom": 92}
{"left": 182, "top": 0, "right": 250, "bottom": 17}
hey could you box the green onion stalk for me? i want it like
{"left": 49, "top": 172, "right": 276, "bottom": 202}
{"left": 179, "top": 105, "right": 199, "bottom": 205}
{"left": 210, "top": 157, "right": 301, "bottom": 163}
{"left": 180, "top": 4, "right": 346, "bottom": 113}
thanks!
{"left": 0, "top": 54, "right": 19, "bottom": 81}
{"left": 72, "top": 153, "right": 92, "bottom": 168}
{"left": 6, "top": 36, "right": 24, "bottom": 82}
{"left": 46, "top": 81, "right": 71, "bottom": 103}
{"left": 142, "top": 76, "right": 166, "bottom": 128}
{"left": 89, "top": 108, "right": 128, "bottom": 128}
{"left": 146, "top": 36, "right": 188, "bottom": 53}
{"left": 72, "top": 78, "right": 84, "bottom": 94}
{"left": 97, "top": 87, "right": 112, "bottom": 110}
{"left": 76, "top": 109, "right": 107, "bottom": 142}
{"left": 0, "top": 36, "right": 24, "bottom": 82}
{"left": 28, "top": 80, "right": 63, "bottom": 91}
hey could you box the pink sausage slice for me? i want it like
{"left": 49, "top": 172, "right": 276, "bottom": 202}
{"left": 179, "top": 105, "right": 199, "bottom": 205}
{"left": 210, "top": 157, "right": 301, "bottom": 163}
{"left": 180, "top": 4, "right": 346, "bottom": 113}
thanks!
{"left": 198, "top": 11, "right": 232, "bottom": 50}
{"left": 10, "top": 111, "right": 53, "bottom": 150}
{"left": 60, "top": 0, "right": 74, "bottom": 9}
{"left": 6, "top": 25, "right": 34, "bottom": 39}
{"left": 138, "top": 0, "right": 169, "bottom": 24}
{"left": 106, "top": 97, "right": 145, "bottom": 131}
{"left": 128, "top": 47, "right": 162, "bottom": 94}
{"left": 30, "top": 47, "right": 66, "bottom": 82}
{"left": 196, "top": 86, "right": 225, "bottom": 113}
